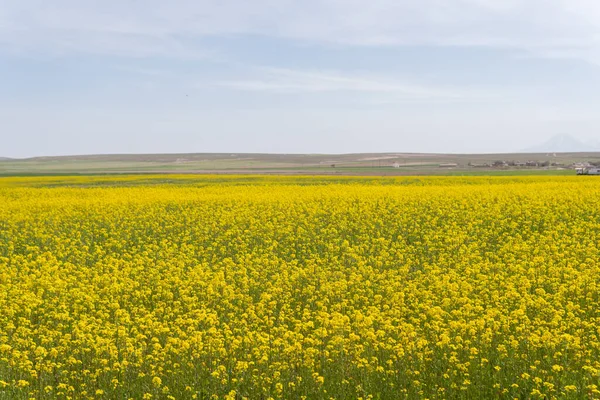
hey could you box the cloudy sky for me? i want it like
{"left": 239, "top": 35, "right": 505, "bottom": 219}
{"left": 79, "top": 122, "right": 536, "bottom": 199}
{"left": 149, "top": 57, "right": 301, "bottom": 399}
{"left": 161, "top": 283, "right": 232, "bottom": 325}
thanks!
{"left": 2, "top": 0, "right": 600, "bottom": 157}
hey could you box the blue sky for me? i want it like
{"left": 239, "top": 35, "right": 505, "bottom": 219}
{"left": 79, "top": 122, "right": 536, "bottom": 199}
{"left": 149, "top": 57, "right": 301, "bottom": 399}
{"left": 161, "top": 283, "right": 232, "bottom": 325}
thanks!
{"left": 2, "top": 0, "right": 600, "bottom": 157}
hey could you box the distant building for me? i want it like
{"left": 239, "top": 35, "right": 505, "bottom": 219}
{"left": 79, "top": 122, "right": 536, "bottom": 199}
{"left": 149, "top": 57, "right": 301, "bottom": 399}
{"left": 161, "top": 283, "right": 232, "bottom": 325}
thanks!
{"left": 468, "top": 162, "right": 490, "bottom": 168}
{"left": 439, "top": 163, "right": 458, "bottom": 168}
{"left": 577, "top": 167, "right": 600, "bottom": 175}
{"left": 572, "top": 162, "right": 590, "bottom": 169}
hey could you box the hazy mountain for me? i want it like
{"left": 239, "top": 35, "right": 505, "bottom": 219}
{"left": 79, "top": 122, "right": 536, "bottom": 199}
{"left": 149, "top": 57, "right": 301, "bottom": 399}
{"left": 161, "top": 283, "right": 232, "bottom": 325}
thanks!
{"left": 0, "top": 157, "right": 13, "bottom": 161}
{"left": 522, "top": 134, "right": 600, "bottom": 153}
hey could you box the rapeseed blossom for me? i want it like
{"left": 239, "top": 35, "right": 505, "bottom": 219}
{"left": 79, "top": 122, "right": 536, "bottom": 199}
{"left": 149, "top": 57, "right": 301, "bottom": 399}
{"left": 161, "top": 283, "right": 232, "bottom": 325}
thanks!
{"left": 0, "top": 175, "right": 599, "bottom": 399}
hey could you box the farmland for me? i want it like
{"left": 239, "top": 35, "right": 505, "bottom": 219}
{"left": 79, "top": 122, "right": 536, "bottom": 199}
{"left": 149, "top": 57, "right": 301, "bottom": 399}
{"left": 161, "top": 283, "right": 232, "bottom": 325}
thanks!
{"left": 1, "top": 175, "right": 600, "bottom": 399}
{"left": 2, "top": 152, "right": 599, "bottom": 176}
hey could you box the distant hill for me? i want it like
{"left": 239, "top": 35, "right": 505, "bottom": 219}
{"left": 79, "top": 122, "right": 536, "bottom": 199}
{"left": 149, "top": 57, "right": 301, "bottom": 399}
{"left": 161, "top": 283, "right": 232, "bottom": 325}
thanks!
{"left": 523, "top": 134, "right": 600, "bottom": 153}
{"left": 0, "top": 157, "right": 13, "bottom": 161}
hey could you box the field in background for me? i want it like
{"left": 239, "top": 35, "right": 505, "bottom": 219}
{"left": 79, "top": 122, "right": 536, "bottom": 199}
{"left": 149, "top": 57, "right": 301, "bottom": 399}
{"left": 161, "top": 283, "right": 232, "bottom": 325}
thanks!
{"left": 2, "top": 175, "right": 600, "bottom": 399}
{"left": 2, "top": 152, "right": 599, "bottom": 176}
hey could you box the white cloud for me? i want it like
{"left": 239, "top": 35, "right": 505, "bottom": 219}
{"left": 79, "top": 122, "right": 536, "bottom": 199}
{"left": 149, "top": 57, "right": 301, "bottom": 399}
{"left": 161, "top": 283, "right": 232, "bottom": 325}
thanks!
{"left": 215, "top": 67, "right": 473, "bottom": 101}
{"left": 1, "top": 0, "right": 600, "bottom": 61}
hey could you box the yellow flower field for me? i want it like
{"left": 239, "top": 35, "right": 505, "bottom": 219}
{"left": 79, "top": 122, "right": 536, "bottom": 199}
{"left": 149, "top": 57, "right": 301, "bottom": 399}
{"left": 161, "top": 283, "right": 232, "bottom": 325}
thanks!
{"left": 1, "top": 175, "right": 600, "bottom": 399}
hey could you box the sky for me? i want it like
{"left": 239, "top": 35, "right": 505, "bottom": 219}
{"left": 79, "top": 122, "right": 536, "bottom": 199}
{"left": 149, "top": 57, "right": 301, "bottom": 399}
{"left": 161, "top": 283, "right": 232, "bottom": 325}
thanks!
{"left": 2, "top": 0, "right": 600, "bottom": 157}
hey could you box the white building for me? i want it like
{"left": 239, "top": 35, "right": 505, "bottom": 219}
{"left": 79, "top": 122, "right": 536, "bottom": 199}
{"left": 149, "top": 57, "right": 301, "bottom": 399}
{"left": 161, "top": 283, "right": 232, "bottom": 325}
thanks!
{"left": 576, "top": 167, "right": 600, "bottom": 175}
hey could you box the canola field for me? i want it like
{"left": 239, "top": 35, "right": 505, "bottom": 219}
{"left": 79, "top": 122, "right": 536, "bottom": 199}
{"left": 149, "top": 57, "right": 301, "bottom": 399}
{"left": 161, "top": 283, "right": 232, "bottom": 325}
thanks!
{"left": 1, "top": 175, "right": 600, "bottom": 399}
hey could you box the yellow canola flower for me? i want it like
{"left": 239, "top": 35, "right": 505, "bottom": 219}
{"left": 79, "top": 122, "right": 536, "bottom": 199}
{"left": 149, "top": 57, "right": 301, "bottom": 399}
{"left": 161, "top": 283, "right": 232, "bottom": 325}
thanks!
{"left": 1, "top": 174, "right": 599, "bottom": 399}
